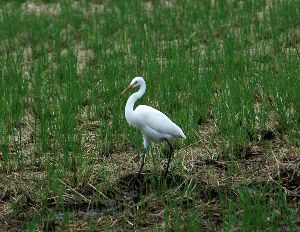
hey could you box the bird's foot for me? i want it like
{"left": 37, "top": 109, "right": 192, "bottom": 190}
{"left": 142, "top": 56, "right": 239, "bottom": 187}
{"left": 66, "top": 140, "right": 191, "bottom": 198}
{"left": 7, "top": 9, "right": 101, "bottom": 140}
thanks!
{"left": 127, "top": 172, "right": 143, "bottom": 190}
{"left": 163, "top": 171, "right": 169, "bottom": 179}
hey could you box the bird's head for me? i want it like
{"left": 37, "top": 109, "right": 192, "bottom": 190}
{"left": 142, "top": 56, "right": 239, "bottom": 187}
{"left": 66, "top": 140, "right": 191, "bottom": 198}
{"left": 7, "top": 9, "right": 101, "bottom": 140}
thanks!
{"left": 121, "top": 77, "right": 145, "bottom": 94}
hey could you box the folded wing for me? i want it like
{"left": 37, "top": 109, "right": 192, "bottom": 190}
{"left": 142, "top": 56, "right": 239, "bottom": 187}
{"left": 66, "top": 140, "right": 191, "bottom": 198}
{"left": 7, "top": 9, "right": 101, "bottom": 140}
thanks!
{"left": 134, "top": 105, "right": 186, "bottom": 139}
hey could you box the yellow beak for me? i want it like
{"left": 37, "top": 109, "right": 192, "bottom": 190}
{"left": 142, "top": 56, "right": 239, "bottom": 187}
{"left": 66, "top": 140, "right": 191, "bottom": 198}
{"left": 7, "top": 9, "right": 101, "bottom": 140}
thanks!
{"left": 121, "top": 84, "right": 134, "bottom": 95}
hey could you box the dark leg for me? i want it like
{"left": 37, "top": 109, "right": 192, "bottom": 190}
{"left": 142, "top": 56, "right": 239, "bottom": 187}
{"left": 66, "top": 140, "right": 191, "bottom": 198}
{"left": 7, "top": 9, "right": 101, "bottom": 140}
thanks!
{"left": 164, "top": 139, "right": 173, "bottom": 178}
{"left": 127, "top": 138, "right": 148, "bottom": 190}
{"left": 137, "top": 149, "right": 147, "bottom": 177}
{"left": 136, "top": 138, "right": 149, "bottom": 177}
{"left": 128, "top": 149, "right": 147, "bottom": 189}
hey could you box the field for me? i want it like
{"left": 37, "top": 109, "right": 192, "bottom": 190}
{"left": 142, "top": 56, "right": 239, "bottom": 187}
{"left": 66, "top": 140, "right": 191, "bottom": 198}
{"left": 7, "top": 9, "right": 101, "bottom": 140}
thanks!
{"left": 0, "top": 0, "right": 299, "bottom": 231}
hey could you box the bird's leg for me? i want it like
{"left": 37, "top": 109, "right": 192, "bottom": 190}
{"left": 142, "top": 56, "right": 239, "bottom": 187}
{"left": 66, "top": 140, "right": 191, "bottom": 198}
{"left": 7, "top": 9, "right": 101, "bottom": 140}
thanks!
{"left": 136, "top": 138, "right": 149, "bottom": 178}
{"left": 128, "top": 148, "right": 147, "bottom": 189}
{"left": 136, "top": 149, "right": 146, "bottom": 178}
{"left": 164, "top": 139, "right": 173, "bottom": 178}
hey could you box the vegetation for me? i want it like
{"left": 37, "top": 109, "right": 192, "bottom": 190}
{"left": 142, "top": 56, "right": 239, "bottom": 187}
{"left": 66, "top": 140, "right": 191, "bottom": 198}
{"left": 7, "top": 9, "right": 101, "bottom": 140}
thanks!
{"left": 0, "top": 0, "right": 299, "bottom": 230}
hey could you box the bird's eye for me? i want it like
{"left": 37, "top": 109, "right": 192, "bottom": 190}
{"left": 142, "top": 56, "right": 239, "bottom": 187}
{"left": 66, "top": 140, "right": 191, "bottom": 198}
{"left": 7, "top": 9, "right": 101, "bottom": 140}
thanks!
{"left": 134, "top": 81, "right": 138, "bottom": 85}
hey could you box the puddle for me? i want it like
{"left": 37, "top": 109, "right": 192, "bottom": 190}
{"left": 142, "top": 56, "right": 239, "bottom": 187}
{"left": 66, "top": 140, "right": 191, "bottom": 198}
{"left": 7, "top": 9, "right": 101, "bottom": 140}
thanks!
{"left": 54, "top": 200, "right": 124, "bottom": 221}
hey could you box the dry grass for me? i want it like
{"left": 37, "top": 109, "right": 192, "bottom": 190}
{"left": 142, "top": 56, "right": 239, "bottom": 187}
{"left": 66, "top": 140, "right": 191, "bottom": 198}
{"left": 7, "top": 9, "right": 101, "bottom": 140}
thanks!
{"left": 1, "top": 114, "right": 299, "bottom": 230}
{"left": 0, "top": 0, "right": 299, "bottom": 230}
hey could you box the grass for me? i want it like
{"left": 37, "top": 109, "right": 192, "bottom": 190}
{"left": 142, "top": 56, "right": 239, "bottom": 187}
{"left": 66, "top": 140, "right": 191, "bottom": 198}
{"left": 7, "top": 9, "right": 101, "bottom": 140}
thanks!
{"left": 0, "top": 0, "right": 299, "bottom": 231}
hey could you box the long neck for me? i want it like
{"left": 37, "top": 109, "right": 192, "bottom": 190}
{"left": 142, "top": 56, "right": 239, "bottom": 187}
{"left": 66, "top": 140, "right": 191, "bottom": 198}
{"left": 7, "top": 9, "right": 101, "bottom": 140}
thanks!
{"left": 125, "top": 83, "right": 146, "bottom": 123}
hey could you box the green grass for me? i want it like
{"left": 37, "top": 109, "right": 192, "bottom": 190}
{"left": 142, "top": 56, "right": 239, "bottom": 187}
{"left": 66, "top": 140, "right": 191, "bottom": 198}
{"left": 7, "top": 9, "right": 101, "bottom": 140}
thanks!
{"left": 0, "top": 0, "right": 299, "bottom": 230}
{"left": 219, "top": 183, "right": 297, "bottom": 231}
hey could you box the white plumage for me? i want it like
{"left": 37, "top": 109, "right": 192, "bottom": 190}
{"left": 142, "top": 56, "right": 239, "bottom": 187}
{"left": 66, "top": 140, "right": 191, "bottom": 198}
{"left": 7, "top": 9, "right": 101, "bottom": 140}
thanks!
{"left": 133, "top": 105, "right": 186, "bottom": 142}
{"left": 122, "top": 76, "right": 186, "bottom": 177}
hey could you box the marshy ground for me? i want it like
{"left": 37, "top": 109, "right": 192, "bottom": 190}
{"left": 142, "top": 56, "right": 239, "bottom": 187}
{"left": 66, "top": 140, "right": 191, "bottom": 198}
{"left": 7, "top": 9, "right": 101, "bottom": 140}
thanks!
{"left": 0, "top": 0, "right": 299, "bottom": 231}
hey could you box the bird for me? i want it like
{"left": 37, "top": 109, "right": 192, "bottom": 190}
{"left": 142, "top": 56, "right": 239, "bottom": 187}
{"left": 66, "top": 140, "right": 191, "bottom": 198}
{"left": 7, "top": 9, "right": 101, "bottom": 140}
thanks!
{"left": 121, "top": 76, "right": 186, "bottom": 178}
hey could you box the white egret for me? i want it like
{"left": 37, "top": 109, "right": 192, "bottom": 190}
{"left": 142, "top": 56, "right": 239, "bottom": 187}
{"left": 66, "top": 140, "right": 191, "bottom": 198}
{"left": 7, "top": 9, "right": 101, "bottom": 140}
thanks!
{"left": 121, "top": 77, "right": 186, "bottom": 178}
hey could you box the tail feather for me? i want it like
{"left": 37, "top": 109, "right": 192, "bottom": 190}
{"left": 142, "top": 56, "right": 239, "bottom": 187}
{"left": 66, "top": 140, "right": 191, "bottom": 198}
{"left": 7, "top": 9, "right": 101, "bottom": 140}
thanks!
{"left": 179, "top": 129, "right": 186, "bottom": 139}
